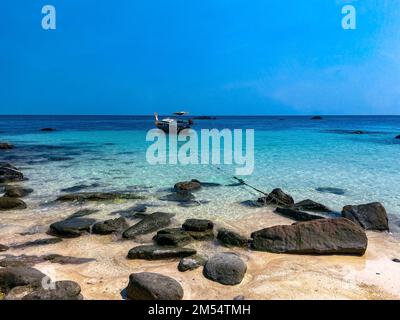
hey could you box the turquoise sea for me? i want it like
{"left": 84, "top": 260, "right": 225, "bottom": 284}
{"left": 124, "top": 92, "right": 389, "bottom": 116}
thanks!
{"left": 1, "top": 115, "right": 400, "bottom": 219}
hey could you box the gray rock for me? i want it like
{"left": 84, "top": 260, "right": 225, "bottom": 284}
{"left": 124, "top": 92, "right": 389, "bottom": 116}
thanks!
{"left": 69, "top": 208, "right": 99, "bottom": 218}
{"left": 178, "top": 254, "right": 207, "bottom": 272}
{"left": 92, "top": 217, "right": 128, "bottom": 235}
{"left": 49, "top": 218, "right": 96, "bottom": 238}
{"left": 12, "top": 237, "right": 62, "bottom": 249}
{"left": 127, "top": 245, "right": 196, "bottom": 260}
{"left": 57, "top": 192, "right": 145, "bottom": 202}
{"left": 122, "top": 212, "right": 173, "bottom": 239}
{"left": 4, "top": 185, "right": 33, "bottom": 198}
{"left": 217, "top": 228, "right": 248, "bottom": 247}
{"left": 251, "top": 218, "right": 368, "bottom": 255}
{"left": 0, "top": 197, "right": 27, "bottom": 210}
{"left": 182, "top": 219, "right": 214, "bottom": 232}
{"left": 203, "top": 253, "right": 247, "bottom": 285}
{"left": 275, "top": 207, "right": 325, "bottom": 221}
{"left": 257, "top": 188, "right": 294, "bottom": 207}
{"left": 0, "top": 163, "right": 24, "bottom": 183}
{"left": 0, "top": 142, "right": 13, "bottom": 150}
{"left": 126, "top": 272, "right": 183, "bottom": 300}
{"left": 174, "top": 180, "right": 201, "bottom": 192}
{"left": 294, "top": 199, "right": 331, "bottom": 212}
{"left": 316, "top": 187, "right": 346, "bottom": 195}
{"left": 342, "top": 202, "right": 389, "bottom": 231}
{"left": 21, "top": 281, "right": 83, "bottom": 300}
{"left": 0, "top": 254, "right": 95, "bottom": 267}
{"left": 154, "top": 228, "right": 193, "bottom": 246}
{"left": 0, "top": 267, "right": 46, "bottom": 294}
{"left": 160, "top": 190, "right": 196, "bottom": 203}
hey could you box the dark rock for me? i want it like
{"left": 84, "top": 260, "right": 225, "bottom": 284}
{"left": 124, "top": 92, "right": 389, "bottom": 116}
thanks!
{"left": 127, "top": 245, "right": 196, "bottom": 260}
{"left": 392, "top": 258, "right": 400, "bottom": 263}
{"left": 395, "top": 135, "right": 400, "bottom": 139}
{"left": 40, "top": 128, "right": 56, "bottom": 132}
{"left": 316, "top": 187, "right": 346, "bottom": 195}
{"left": 174, "top": 180, "right": 201, "bottom": 192}
{"left": 0, "top": 244, "right": 9, "bottom": 252}
{"left": 234, "top": 295, "right": 245, "bottom": 300}
{"left": 0, "top": 267, "right": 46, "bottom": 294}
{"left": 194, "top": 180, "right": 222, "bottom": 188}
{"left": 122, "top": 212, "right": 174, "bottom": 239}
{"left": 57, "top": 192, "right": 145, "bottom": 202}
{"left": 60, "top": 183, "right": 101, "bottom": 193}
{"left": 0, "top": 163, "right": 24, "bottom": 183}
{"left": 178, "top": 254, "right": 207, "bottom": 272}
{"left": 0, "top": 142, "right": 13, "bottom": 150}
{"left": 69, "top": 208, "right": 99, "bottom": 218}
{"left": 342, "top": 202, "right": 389, "bottom": 231}
{"left": 92, "top": 217, "right": 128, "bottom": 235}
{"left": 192, "top": 116, "right": 216, "bottom": 120}
{"left": 0, "top": 254, "right": 94, "bottom": 267}
{"left": 257, "top": 188, "right": 294, "bottom": 207}
{"left": 43, "top": 254, "right": 95, "bottom": 265}
{"left": 154, "top": 228, "right": 193, "bottom": 246}
{"left": 0, "top": 197, "right": 27, "bottom": 210}
{"left": 203, "top": 253, "right": 247, "bottom": 286}
{"left": 311, "top": 116, "right": 323, "bottom": 120}
{"left": 182, "top": 219, "right": 214, "bottom": 232}
{"left": 217, "top": 229, "right": 248, "bottom": 247}
{"left": 4, "top": 185, "right": 33, "bottom": 198}
{"left": 186, "top": 229, "right": 214, "bottom": 241}
{"left": 110, "top": 204, "right": 147, "bottom": 219}
{"left": 13, "top": 237, "right": 62, "bottom": 249}
{"left": 294, "top": 199, "right": 331, "bottom": 212}
{"left": 239, "top": 200, "right": 264, "bottom": 208}
{"left": 160, "top": 190, "right": 196, "bottom": 203}
{"left": 125, "top": 272, "right": 183, "bottom": 300}
{"left": 21, "top": 280, "right": 83, "bottom": 300}
{"left": 49, "top": 218, "right": 96, "bottom": 238}
{"left": 275, "top": 207, "right": 325, "bottom": 222}
{"left": 251, "top": 218, "right": 368, "bottom": 255}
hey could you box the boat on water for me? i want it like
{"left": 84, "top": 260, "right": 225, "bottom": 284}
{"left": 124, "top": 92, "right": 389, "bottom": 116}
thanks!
{"left": 154, "top": 112, "right": 193, "bottom": 133}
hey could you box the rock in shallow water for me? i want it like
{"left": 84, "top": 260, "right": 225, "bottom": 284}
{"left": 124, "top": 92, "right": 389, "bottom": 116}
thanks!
{"left": 127, "top": 245, "right": 196, "bottom": 260}
{"left": 294, "top": 199, "right": 331, "bottom": 213}
{"left": 0, "top": 142, "right": 14, "bottom": 150}
{"left": 0, "top": 197, "right": 27, "bottom": 210}
{"left": 178, "top": 254, "right": 207, "bottom": 272}
{"left": 69, "top": 208, "right": 99, "bottom": 218}
{"left": 217, "top": 229, "right": 248, "bottom": 247}
{"left": 174, "top": 180, "right": 201, "bottom": 192}
{"left": 342, "top": 202, "right": 389, "bottom": 231}
{"left": 182, "top": 219, "right": 214, "bottom": 232}
{"left": 251, "top": 218, "right": 368, "bottom": 255}
{"left": 49, "top": 218, "right": 96, "bottom": 238}
{"left": 57, "top": 192, "right": 145, "bottom": 202}
{"left": 316, "top": 187, "right": 346, "bottom": 195}
{"left": 92, "top": 217, "right": 128, "bottom": 235}
{"left": 0, "top": 163, "right": 24, "bottom": 183}
{"left": 154, "top": 228, "right": 193, "bottom": 246}
{"left": 257, "top": 188, "right": 294, "bottom": 207}
{"left": 126, "top": 272, "right": 183, "bottom": 300}
{"left": 275, "top": 207, "right": 325, "bottom": 222}
{"left": 122, "top": 212, "right": 174, "bottom": 239}
{"left": 4, "top": 185, "right": 33, "bottom": 198}
{"left": 203, "top": 252, "right": 247, "bottom": 285}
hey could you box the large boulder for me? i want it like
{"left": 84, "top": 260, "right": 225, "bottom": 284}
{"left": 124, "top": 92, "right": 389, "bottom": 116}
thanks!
{"left": 174, "top": 180, "right": 201, "bottom": 192}
{"left": 275, "top": 207, "right": 325, "bottom": 222}
{"left": 154, "top": 228, "right": 193, "bottom": 246}
{"left": 203, "top": 253, "right": 247, "bottom": 286}
{"left": 49, "top": 218, "right": 96, "bottom": 238}
{"left": 125, "top": 272, "right": 183, "bottom": 300}
{"left": 0, "top": 142, "right": 13, "bottom": 150}
{"left": 0, "top": 163, "right": 24, "bottom": 183}
{"left": 178, "top": 255, "right": 208, "bottom": 272}
{"left": 257, "top": 188, "right": 294, "bottom": 207}
{"left": 251, "top": 218, "right": 368, "bottom": 256}
{"left": 127, "top": 245, "right": 196, "bottom": 260}
{"left": 0, "top": 267, "right": 46, "bottom": 294}
{"left": 342, "top": 202, "right": 389, "bottom": 231}
{"left": 217, "top": 229, "right": 248, "bottom": 247}
{"left": 91, "top": 217, "right": 128, "bottom": 235}
{"left": 294, "top": 199, "right": 331, "bottom": 212}
{"left": 0, "top": 197, "right": 27, "bottom": 210}
{"left": 122, "top": 212, "right": 174, "bottom": 239}
{"left": 4, "top": 185, "right": 33, "bottom": 198}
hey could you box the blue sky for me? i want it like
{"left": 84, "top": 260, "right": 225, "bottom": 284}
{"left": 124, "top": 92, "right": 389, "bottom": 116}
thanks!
{"left": 1, "top": 0, "right": 399, "bottom": 115}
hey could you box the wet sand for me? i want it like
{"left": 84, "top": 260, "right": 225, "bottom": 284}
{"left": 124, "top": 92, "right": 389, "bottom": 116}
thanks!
{"left": 1, "top": 204, "right": 400, "bottom": 300}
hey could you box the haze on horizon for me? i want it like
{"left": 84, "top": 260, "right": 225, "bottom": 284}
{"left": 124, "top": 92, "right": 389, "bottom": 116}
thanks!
{"left": 1, "top": 0, "right": 400, "bottom": 116}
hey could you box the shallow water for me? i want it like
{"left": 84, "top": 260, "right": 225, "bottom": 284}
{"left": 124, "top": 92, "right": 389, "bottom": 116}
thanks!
{"left": 1, "top": 115, "right": 399, "bottom": 217}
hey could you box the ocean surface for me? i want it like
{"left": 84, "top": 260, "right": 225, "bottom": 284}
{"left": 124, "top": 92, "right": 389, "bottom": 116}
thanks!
{"left": 1, "top": 115, "right": 400, "bottom": 219}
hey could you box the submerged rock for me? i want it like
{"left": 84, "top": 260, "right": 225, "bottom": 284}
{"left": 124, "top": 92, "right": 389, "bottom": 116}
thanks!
{"left": 125, "top": 272, "right": 183, "bottom": 300}
{"left": 160, "top": 190, "right": 196, "bottom": 203}
{"left": 257, "top": 188, "right": 294, "bottom": 207}
{"left": 294, "top": 199, "right": 331, "bottom": 212}
{"left": 182, "top": 219, "right": 214, "bottom": 232}
{"left": 60, "top": 183, "right": 101, "bottom": 193}
{"left": 57, "top": 192, "right": 145, "bottom": 202}
{"left": 311, "top": 116, "right": 323, "bottom": 120}
{"left": 40, "top": 128, "right": 56, "bottom": 132}
{"left": 110, "top": 204, "right": 147, "bottom": 219}
{"left": 69, "top": 208, "right": 99, "bottom": 218}
{"left": 49, "top": 218, "right": 96, "bottom": 238}
{"left": 217, "top": 229, "right": 248, "bottom": 247}
{"left": 275, "top": 207, "right": 325, "bottom": 222}
{"left": 0, "top": 197, "right": 27, "bottom": 210}
{"left": 122, "top": 212, "right": 174, "bottom": 239}
{"left": 316, "top": 187, "right": 346, "bottom": 196}
{"left": 0, "top": 142, "right": 13, "bottom": 150}
{"left": 251, "top": 218, "right": 368, "bottom": 255}
{"left": 395, "top": 135, "right": 400, "bottom": 139}
{"left": 127, "top": 245, "right": 196, "bottom": 260}
{"left": 174, "top": 180, "right": 201, "bottom": 192}
{"left": 4, "top": 185, "right": 33, "bottom": 198}
{"left": 92, "top": 217, "right": 128, "bottom": 235}
{"left": 154, "top": 228, "right": 193, "bottom": 246}
{"left": 203, "top": 253, "right": 247, "bottom": 286}
{"left": 342, "top": 202, "right": 389, "bottom": 231}
{"left": 0, "top": 267, "right": 46, "bottom": 294}
{"left": 178, "top": 254, "right": 208, "bottom": 272}
{"left": 0, "top": 163, "right": 24, "bottom": 183}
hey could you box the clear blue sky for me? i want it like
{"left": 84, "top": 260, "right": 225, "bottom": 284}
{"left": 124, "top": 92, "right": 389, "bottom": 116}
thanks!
{"left": 1, "top": 0, "right": 399, "bottom": 115}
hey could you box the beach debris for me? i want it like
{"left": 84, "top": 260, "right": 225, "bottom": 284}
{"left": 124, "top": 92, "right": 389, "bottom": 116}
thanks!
{"left": 12, "top": 237, "right": 62, "bottom": 249}
{"left": 0, "top": 197, "right": 27, "bottom": 211}
{"left": 217, "top": 228, "right": 248, "bottom": 248}
{"left": 0, "top": 142, "right": 14, "bottom": 150}
{"left": 275, "top": 207, "right": 325, "bottom": 222}
{"left": 342, "top": 202, "right": 389, "bottom": 231}
{"left": 294, "top": 199, "right": 332, "bottom": 212}
{"left": 122, "top": 212, "right": 174, "bottom": 239}
{"left": 0, "top": 163, "right": 24, "bottom": 183}
{"left": 203, "top": 252, "right": 247, "bottom": 286}
{"left": 57, "top": 191, "right": 146, "bottom": 202}
{"left": 127, "top": 245, "right": 196, "bottom": 260}
{"left": 4, "top": 185, "right": 33, "bottom": 198}
{"left": 49, "top": 218, "right": 96, "bottom": 238}
{"left": 174, "top": 180, "right": 201, "bottom": 192}
{"left": 178, "top": 254, "right": 208, "bottom": 272}
{"left": 311, "top": 116, "right": 323, "bottom": 120}
{"left": 182, "top": 219, "right": 215, "bottom": 241}
{"left": 125, "top": 272, "right": 183, "bottom": 300}
{"left": 251, "top": 218, "right": 368, "bottom": 255}
{"left": 316, "top": 187, "right": 346, "bottom": 195}
{"left": 91, "top": 217, "right": 128, "bottom": 235}
{"left": 257, "top": 188, "right": 294, "bottom": 207}
{"left": 69, "top": 208, "right": 99, "bottom": 218}
{"left": 154, "top": 228, "right": 193, "bottom": 247}
{"left": 0, "top": 244, "right": 9, "bottom": 252}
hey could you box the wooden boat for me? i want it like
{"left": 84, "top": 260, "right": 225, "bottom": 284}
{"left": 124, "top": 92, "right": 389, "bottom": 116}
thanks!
{"left": 154, "top": 112, "right": 192, "bottom": 133}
